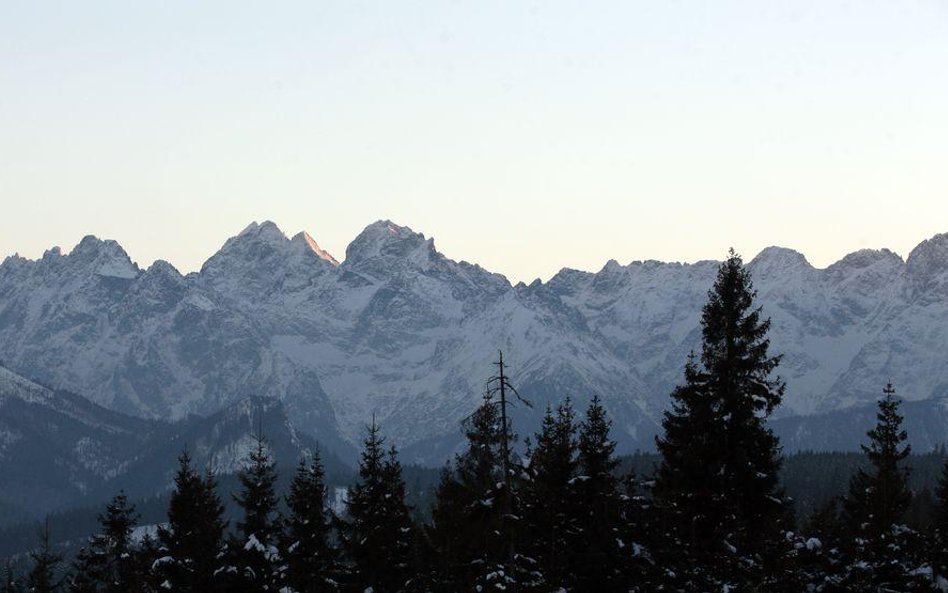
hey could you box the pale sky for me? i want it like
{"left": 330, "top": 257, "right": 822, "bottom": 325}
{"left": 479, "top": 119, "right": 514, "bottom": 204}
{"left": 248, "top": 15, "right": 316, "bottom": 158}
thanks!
{"left": 2, "top": 1, "right": 947, "bottom": 283}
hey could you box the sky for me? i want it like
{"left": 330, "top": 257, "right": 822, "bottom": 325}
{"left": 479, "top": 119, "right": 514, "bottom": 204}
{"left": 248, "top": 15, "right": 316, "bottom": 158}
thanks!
{"left": 1, "top": 1, "right": 947, "bottom": 283}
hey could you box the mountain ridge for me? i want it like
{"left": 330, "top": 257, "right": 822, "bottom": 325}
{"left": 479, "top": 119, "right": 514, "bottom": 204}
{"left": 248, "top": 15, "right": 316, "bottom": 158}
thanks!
{"left": 2, "top": 220, "right": 948, "bottom": 465}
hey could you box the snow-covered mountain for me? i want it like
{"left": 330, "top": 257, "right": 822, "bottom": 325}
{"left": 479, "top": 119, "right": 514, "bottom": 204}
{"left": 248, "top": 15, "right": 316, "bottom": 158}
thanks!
{"left": 2, "top": 221, "right": 948, "bottom": 464}
{"left": 0, "top": 365, "right": 157, "bottom": 518}
{"left": 0, "top": 364, "right": 346, "bottom": 525}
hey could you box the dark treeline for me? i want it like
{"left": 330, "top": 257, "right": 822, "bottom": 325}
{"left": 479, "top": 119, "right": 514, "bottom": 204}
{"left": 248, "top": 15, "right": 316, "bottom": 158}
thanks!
{"left": 5, "top": 252, "right": 948, "bottom": 592}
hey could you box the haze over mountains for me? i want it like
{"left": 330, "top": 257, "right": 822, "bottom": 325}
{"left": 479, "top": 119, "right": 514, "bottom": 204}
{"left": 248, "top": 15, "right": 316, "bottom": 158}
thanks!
{"left": 2, "top": 220, "right": 948, "bottom": 470}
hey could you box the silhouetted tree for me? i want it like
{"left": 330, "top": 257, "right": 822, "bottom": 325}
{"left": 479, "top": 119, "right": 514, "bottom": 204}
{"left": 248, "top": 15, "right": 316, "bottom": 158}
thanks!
{"left": 26, "top": 519, "right": 62, "bottom": 593}
{"left": 653, "top": 250, "right": 788, "bottom": 590}
{"left": 572, "top": 396, "right": 648, "bottom": 593}
{"left": 68, "top": 492, "right": 142, "bottom": 593}
{"left": 283, "top": 454, "right": 338, "bottom": 593}
{"left": 341, "top": 420, "right": 413, "bottom": 593}
{"left": 520, "top": 400, "right": 579, "bottom": 591}
{"left": 157, "top": 450, "right": 227, "bottom": 593}
{"left": 838, "top": 384, "right": 926, "bottom": 591}
{"left": 227, "top": 437, "right": 282, "bottom": 592}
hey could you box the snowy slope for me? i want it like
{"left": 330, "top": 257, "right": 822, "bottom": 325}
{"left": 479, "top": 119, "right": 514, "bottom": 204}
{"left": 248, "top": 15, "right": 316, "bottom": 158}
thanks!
{"left": 2, "top": 221, "right": 948, "bottom": 464}
{"left": 0, "top": 365, "right": 345, "bottom": 524}
{"left": 0, "top": 365, "right": 156, "bottom": 517}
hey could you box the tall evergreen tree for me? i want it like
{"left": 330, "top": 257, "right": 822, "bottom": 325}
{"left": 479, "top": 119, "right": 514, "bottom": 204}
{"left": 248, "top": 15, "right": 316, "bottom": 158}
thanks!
{"left": 842, "top": 384, "right": 912, "bottom": 540}
{"left": 341, "top": 419, "right": 413, "bottom": 593}
{"left": 431, "top": 395, "right": 505, "bottom": 589}
{"left": 227, "top": 437, "right": 282, "bottom": 592}
{"left": 157, "top": 450, "right": 227, "bottom": 593}
{"left": 521, "top": 400, "right": 579, "bottom": 591}
{"left": 572, "top": 396, "right": 630, "bottom": 593}
{"left": 431, "top": 391, "right": 539, "bottom": 593}
{"left": 26, "top": 520, "right": 62, "bottom": 593}
{"left": 653, "top": 250, "right": 787, "bottom": 590}
{"left": 67, "top": 492, "right": 142, "bottom": 593}
{"left": 283, "top": 453, "right": 337, "bottom": 593}
{"left": 67, "top": 548, "right": 99, "bottom": 593}
{"left": 838, "top": 383, "right": 924, "bottom": 591}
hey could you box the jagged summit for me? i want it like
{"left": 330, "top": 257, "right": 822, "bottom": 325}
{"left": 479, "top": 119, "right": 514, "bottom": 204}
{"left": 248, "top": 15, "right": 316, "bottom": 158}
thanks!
{"left": 906, "top": 232, "right": 948, "bottom": 277}
{"left": 827, "top": 248, "right": 903, "bottom": 273}
{"left": 343, "top": 220, "right": 433, "bottom": 265}
{"left": 220, "top": 220, "right": 289, "bottom": 251}
{"left": 3, "top": 222, "right": 948, "bottom": 466}
{"left": 67, "top": 235, "right": 140, "bottom": 279}
{"left": 144, "top": 259, "right": 182, "bottom": 276}
{"left": 750, "top": 246, "right": 813, "bottom": 270}
{"left": 290, "top": 231, "right": 339, "bottom": 266}
{"left": 203, "top": 220, "right": 338, "bottom": 280}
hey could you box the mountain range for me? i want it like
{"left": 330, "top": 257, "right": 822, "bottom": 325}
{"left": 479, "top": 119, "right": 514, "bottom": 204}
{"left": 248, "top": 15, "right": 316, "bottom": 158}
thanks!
{"left": 2, "top": 220, "right": 947, "bottom": 471}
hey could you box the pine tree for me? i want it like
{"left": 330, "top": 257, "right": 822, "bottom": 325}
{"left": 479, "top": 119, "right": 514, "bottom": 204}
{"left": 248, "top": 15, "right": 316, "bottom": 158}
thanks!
{"left": 430, "top": 389, "right": 538, "bottom": 593}
{"left": 653, "top": 250, "right": 787, "bottom": 590}
{"left": 431, "top": 395, "right": 505, "bottom": 590}
{"left": 26, "top": 519, "right": 62, "bottom": 593}
{"left": 68, "top": 492, "right": 142, "bottom": 593}
{"left": 572, "top": 396, "right": 626, "bottom": 593}
{"left": 341, "top": 419, "right": 413, "bottom": 593}
{"left": 135, "top": 533, "right": 162, "bottom": 593}
{"left": 67, "top": 547, "right": 99, "bottom": 593}
{"left": 283, "top": 453, "right": 338, "bottom": 593}
{"left": 839, "top": 383, "right": 924, "bottom": 591}
{"left": 157, "top": 450, "right": 227, "bottom": 593}
{"left": 228, "top": 436, "right": 282, "bottom": 592}
{"left": 381, "top": 446, "right": 416, "bottom": 590}
{"left": 520, "top": 400, "right": 579, "bottom": 591}
{"left": 618, "top": 472, "right": 658, "bottom": 593}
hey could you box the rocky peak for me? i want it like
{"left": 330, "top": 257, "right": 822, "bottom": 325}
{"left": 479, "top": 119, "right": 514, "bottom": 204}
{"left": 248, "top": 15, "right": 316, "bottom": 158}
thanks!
{"left": 343, "top": 220, "right": 434, "bottom": 266}
{"left": 830, "top": 248, "right": 903, "bottom": 272}
{"left": 749, "top": 246, "right": 812, "bottom": 274}
{"left": 205, "top": 221, "right": 338, "bottom": 273}
{"left": 906, "top": 232, "right": 948, "bottom": 280}
{"left": 67, "top": 235, "right": 139, "bottom": 279}
{"left": 135, "top": 259, "right": 186, "bottom": 294}
{"left": 289, "top": 231, "right": 340, "bottom": 266}
{"left": 216, "top": 220, "right": 288, "bottom": 253}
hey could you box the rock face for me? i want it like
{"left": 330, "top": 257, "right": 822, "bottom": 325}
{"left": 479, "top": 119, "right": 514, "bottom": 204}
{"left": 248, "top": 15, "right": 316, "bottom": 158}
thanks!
{"left": 2, "top": 221, "right": 948, "bottom": 464}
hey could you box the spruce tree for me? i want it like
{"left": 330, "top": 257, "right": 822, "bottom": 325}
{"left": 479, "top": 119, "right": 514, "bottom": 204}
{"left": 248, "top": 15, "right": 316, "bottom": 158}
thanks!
{"left": 228, "top": 436, "right": 282, "bottom": 592}
{"left": 67, "top": 548, "right": 99, "bottom": 593}
{"left": 430, "top": 392, "right": 535, "bottom": 593}
{"left": 839, "top": 383, "right": 924, "bottom": 591}
{"left": 571, "top": 396, "right": 638, "bottom": 593}
{"left": 157, "top": 450, "right": 227, "bottom": 593}
{"left": 342, "top": 419, "right": 413, "bottom": 593}
{"left": 26, "top": 520, "right": 62, "bottom": 593}
{"left": 653, "top": 250, "right": 787, "bottom": 590}
{"left": 283, "top": 453, "right": 337, "bottom": 593}
{"left": 68, "top": 492, "right": 141, "bottom": 593}
{"left": 521, "top": 400, "right": 579, "bottom": 591}
{"left": 432, "top": 395, "right": 505, "bottom": 579}
{"left": 135, "top": 533, "right": 161, "bottom": 593}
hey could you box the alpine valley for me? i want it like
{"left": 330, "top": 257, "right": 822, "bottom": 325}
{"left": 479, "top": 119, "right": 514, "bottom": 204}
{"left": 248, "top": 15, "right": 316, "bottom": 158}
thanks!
{"left": 2, "top": 220, "right": 948, "bottom": 522}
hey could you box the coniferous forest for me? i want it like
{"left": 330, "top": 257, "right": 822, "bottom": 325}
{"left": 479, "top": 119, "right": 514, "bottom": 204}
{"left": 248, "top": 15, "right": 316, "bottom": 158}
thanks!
{"left": 6, "top": 253, "right": 948, "bottom": 593}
